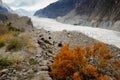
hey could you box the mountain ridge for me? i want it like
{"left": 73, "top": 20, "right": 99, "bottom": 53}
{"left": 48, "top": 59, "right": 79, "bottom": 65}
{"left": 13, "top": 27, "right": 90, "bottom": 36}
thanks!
{"left": 0, "top": 0, "right": 12, "bottom": 13}
{"left": 34, "top": 0, "right": 79, "bottom": 18}
{"left": 34, "top": 0, "right": 120, "bottom": 31}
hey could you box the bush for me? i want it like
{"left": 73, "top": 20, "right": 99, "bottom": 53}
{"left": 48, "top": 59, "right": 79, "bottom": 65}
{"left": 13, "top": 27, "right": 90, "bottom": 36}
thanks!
{"left": 0, "top": 33, "right": 13, "bottom": 48}
{"left": 29, "top": 58, "right": 38, "bottom": 65}
{"left": 0, "top": 22, "right": 24, "bottom": 37}
{"left": 0, "top": 41, "right": 5, "bottom": 48}
{"left": 7, "top": 22, "right": 24, "bottom": 32}
{"left": 0, "top": 23, "right": 8, "bottom": 35}
{"left": 0, "top": 55, "right": 13, "bottom": 69}
{"left": 11, "top": 54, "right": 24, "bottom": 64}
{"left": 18, "top": 33, "right": 35, "bottom": 54}
{"left": 51, "top": 42, "right": 119, "bottom": 80}
{"left": 6, "top": 38, "right": 24, "bottom": 51}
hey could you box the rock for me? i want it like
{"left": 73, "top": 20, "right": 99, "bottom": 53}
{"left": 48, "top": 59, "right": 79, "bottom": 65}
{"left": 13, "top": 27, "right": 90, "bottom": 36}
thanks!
{"left": 41, "top": 60, "right": 49, "bottom": 66}
{"left": 35, "top": 53, "right": 42, "bottom": 58}
{"left": 47, "top": 53, "right": 54, "bottom": 57}
{"left": 117, "top": 54, "right": 120, "bottom": 57}
{"left": 43, "top": 39, "right": 52, "bottom": 45}
{"left": 11, "top": 77, "right": 17, "bottom": 80}
{"left": 32, "top": 71, "right": 52, "bottom": 80}
{"left": 112, "top": 21, "right": 120, "bottom": 31}
{"left": 22, "top": 72, "right": 27, "bottom": 76}
{"left": 22, "top": 69, "right": 27, "bottom": 72}
{"left": 37, "top": 71, "right": 49, "bottom": 76}
{"left": 0, "top": 69, "right": 9, "bottom": 74}
{"left": 58, "top": 42, "right": 63, "bottom": 47}
{"left": 48, "top": 37, "right": 52, "bottom": 39}
{"left": 35, "top": 47, "right": 42, "bottom": 54}
{"left": 40, "top": 66, "right": 49, "bottom": 71}
{"left": 27, "top": 69, "right": 34, "bottom": 74}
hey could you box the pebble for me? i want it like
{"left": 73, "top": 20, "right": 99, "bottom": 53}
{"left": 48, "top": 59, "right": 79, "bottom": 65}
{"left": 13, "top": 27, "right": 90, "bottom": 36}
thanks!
{"left": 40, "top": 66, "right": 49, "bottom": 71}
{"left": 0, "top": 69, "right": 9, "bottom": 74}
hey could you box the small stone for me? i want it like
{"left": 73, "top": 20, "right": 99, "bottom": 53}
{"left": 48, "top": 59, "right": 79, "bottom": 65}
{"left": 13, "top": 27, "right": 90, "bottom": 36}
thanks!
{"left": 0, "top": 69, "right": 9, "bottom": 74}
{"left": 37, "top": 71, "right": 49, "bottom": 75}
{"left": 117, "top": 54, "right": 120, "bottom": 57}
{"left": 58, "top": 42, "right": 63, "bottom": 47}
{"left": 33, "top": 68, "right": 38, "bottom": 72}
{"left": 23, "top": 72, "right": 27, "bottom": 76}
{"left": 40, "top": 66, "right": 49, "bottom": 71}
{"left": 13, "top": 69, "right": 16, "bottom": 74}
{"left": 47, "top": 53, "right": 54, "bottom": 57}
{"left": 42, "top": 60, "right": 49, "bottom": 66}
{"left": 22, "top": 69, "right": 27, "bottom": 72}
{"left": 11, "top": 77, "right": 17, "bottom": 80}
{"left": 27, "top": 69, "right": 34, "bottom": 74}
{"left": 48, "top": 37, "right": 52, "bottom": 39}
{"left": 45, "top": 77, "right": 52, "bottom": 80}
{"left": 0, "top": 74, "right": 7, "bottom": 78}
{"left": 35, "top": 54, "right": 41, "bottom": 57}
{"left": 36, "top": 47, "right": 42, "bottom": 56}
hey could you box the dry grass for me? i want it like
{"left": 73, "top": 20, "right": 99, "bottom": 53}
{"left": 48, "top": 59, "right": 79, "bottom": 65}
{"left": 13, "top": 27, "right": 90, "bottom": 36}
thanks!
{"left": 0, "top": 54, "right": 13, "bottom": 69}
{"left": 0, "top": 53, "right": 24, "bottom": 70}
{"left": 0, "top": 32, "right": 13, "bottom": 42}
{"left": 6, "top": 38, "right": 25, "bottom": 51}
{"left": 8, "top": 53, "right": 25, "bottom": 70}
{"left": 0, "top": 33, "right": 13, "bottom": 48}
{"left": 10, "top": 54, "right": 24, "bottom": 64}
{"left": 0, "top": 23, "right": 8, "bottom": 35}
{"left": 39, "top": 75, "right": 46, "bottom": 80}
{"left": 18, "top": 32, "right": 35, "bottom": 54}
{"left": 0, "top": 22, "right": 35, "bottom": 53}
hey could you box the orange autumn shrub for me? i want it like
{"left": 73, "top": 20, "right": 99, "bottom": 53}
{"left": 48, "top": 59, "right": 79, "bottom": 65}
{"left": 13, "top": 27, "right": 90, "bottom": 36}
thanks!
{"left": 73, "top": 72, "right": 81, "bottom": 80}
{"left": 51, "top": 42, "right": 119, "bottom": 80}
{"left": 85, "top": 65, "right": 97, "bottom": 75}
{"left": 97, "top": 75, "right": 113, "bottom": 80}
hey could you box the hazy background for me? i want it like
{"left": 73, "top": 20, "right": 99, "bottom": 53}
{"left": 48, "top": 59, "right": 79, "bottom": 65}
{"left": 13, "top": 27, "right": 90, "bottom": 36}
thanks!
{"left": 2, "top": 0, "right": 58, "bottom": 11}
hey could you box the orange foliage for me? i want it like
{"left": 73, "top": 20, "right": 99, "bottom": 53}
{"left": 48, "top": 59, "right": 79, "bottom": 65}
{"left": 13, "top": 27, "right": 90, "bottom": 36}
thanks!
{"left": 85, "top": 65, "right": 97, "bottom": 75}
{"left": 73, "top": 72, "right": 81, "bottom": 80}
{"left": 51, "top": 42, "right": 117, "bottom": 80}
{"left": 97, "top": 75, "right": 113, "bottom": 80}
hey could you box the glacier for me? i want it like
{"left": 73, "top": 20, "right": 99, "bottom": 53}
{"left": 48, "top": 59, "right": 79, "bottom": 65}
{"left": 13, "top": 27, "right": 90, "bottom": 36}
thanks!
{"left": 31, "top": 16, "right": 120, "bottom": 48}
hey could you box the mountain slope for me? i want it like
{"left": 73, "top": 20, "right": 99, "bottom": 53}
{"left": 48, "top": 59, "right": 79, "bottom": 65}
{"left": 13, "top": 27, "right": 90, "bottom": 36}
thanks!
{"left": 57, "top": 0, "right": 120, "bottom": 30}
{"left": 34, "top": 0, "right": 120, "bottom": 31}
{"left": 0, "top": 0, "right": 18, "bottom": 22}
{"left": 34, "top": 0, "right": 79, "bottom": 18}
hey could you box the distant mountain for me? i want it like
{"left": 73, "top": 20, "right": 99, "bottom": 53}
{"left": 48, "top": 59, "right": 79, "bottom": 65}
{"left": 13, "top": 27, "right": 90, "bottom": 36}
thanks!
{"left": 14, "top": 9, "right": 34, "bottom": 16}
{"left": 34, "top": 0, "right": 120, "bottom": 31}
{"left": 34, "top": 0, "right": 79, "bottom": 18}
{"left": 0, "top": 0, "right": 12, "bottom": 13}
{"left": 0, "top": 0, "right": 17, "bottom": 22}
{"left": 57, "top": 0, "right": 120, "bottom": 28}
